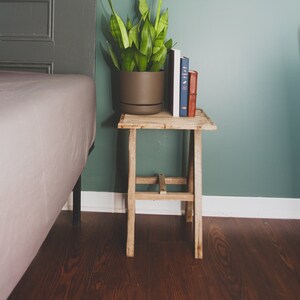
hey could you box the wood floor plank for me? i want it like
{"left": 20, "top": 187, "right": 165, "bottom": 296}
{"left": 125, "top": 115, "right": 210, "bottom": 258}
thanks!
{"left": 247, "top": 219, "right": 300, "bottom": 299}
{"left": 206, "top": 217, "right": 244, "bottom": 299}
{"left": 8, "top": 212, "right": 300, "bottom": 300}
{"left": 216, "top": 217, "right": 300, "bottom": 300}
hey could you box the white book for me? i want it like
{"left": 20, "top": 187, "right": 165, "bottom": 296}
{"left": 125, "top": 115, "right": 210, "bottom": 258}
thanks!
{"left": 168, "top": 48, "right": 181, "bottom": 117}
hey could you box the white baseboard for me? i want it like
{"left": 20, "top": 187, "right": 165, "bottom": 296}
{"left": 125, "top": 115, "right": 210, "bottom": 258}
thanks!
{"left": 63, "top": 192, "right": 300, "bottom": 219}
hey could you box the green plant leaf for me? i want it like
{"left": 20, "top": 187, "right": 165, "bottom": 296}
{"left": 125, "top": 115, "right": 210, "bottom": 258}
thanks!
{"left": 126, "top": 17, "right": 133, "bottom": 31}
{"left": 154, "top": 0, "right": 162, "bottom": 31}
{"left": 107, "top": 42, "right": 120, "bottom": 70}
{"left": 108, "top": 0, "right": 130, "bottom": 49}
{"left": 164, "top": 38, "right": 173, "bottom": 51}
{"left": 139, "top": 0, "right": 150, "bottom": 20}
{"left": 150, "top": 62, "right": 160, "bottom": 71}
{"left": 151, "top": 44, "right": 167, "bottom": 64}
{"left": 121, "top": 47, "right": 135, "bottom": 71}
{"left": 156, "top": 9, "right": 168, "bottom": 38}
{"left": 129, "top": 23, "right": 139, "bottom": 48}
{"left": 150, "top": 44, "right": 167, "bottom": 71}
{"left": 153, "top": 27, "right": 167, "bottom": 54}
{"left": 140, "top": 18, "right": 154, "bottom": 59}
{"left": 134, "top": 48, "right": 148, "bottom": 71}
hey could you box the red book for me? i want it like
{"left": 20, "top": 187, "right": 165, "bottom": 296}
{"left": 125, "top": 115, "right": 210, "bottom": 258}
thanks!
{"left": 188, "top": 70, "right": 198, "bottom": 117}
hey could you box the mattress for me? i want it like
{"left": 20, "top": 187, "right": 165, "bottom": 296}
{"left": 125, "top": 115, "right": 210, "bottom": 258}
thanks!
{"left": 0, "top": 71, "right": 96, "bottom": 299}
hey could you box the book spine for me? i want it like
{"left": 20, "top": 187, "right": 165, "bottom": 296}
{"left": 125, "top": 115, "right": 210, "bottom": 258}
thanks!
{"left": 188, "top": 70, "right": 198, "bottom": 117}
{"left": 168, "top": 49, "right": 181, "bottom": 117}
{"left": 179, "top": 57, "right": 189, "bottom": 117}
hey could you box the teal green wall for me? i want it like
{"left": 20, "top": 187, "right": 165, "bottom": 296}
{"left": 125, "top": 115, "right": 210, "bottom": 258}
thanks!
{"left": 82, "top": 0, "right": 300, "bottom": 198}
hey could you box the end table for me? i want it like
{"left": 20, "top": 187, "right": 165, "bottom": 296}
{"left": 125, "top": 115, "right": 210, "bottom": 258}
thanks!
{"left": 118, "top": 109, "right": 217, "bottom": 259}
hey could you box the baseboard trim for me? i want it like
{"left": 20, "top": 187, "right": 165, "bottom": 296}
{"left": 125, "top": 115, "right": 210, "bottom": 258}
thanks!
{"left": 63, "top": 192, "right": 300, "bottom": 219}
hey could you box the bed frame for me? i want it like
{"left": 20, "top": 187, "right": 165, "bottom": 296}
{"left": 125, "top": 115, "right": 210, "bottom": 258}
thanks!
{"left": 73, "top": 142, "right": 95, "bottom": 224}
{"left": 73, "top": 176, "right": 82, "bottom": 224}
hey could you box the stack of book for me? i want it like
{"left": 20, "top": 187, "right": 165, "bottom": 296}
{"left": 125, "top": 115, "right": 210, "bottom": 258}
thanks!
{"left": 168, "top": 48, "right": 198, "bottom": 117}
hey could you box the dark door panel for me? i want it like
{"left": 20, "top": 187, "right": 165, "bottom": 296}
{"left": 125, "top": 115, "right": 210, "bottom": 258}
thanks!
{"left": 0, "top": 0, "right": 96, "bottom": 77}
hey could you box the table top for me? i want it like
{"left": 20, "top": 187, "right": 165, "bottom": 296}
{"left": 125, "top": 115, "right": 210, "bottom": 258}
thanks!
{"left": 118, "top": 109, "right": 217, "bottom": 130}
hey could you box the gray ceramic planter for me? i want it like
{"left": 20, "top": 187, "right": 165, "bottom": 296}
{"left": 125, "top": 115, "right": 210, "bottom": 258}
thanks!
{"left": 118, "top": 70, "right": 165, "bottom": 115}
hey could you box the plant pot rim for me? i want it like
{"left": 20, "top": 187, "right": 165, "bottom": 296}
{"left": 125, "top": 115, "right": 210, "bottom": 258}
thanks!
{"left": 117, "top": 70, "right": 165, "bottom": 74}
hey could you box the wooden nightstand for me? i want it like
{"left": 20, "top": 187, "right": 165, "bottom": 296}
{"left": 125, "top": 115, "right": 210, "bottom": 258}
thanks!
{"left": 118, "top": 109, "right": 217, "bottom": 259}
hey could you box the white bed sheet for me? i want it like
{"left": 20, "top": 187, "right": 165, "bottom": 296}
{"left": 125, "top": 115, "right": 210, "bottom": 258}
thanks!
{"left": 0, "top": 71, "right": 96, "bottom": 299}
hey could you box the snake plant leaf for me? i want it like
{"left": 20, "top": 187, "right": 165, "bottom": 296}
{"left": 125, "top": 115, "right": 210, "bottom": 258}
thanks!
{"left": 139, "top": 0, "right": 150, "bottom": 20}
{"left": 140, "top": 18, "right": 155, "bottom": 59}
{"left": 164, "top": 38, "right": 173, "bottom": 51}
{"left": 150, "top": 44, "right": 167, "bottom": 71}
{"left": 151, "top": 44, "right": 167, "bottom": 64}
{"left": 134, "top": 48, "right": 148, "bottom": 71}
{"left": 154, "top": 0, "right": 162, "bottom": 31}
{"left": 149, "top": 19, "right": 156, "bottom": 41}
{"left": 150, "top": 53, "right": 167, "bottom": 71}
{"left": 126, "top": 17, "right": 133, "bottom": 31}
{"left": 153, "top": 27, "right": 167, "bottom": 54}
{"left": 128, "top": 23, "right": 139, "bottom": 48}
{"left": 156, "top": 9, "right": 168, "bottom": 38}
{"left": 107, "top": 41, "right": 120, "bottom": 70}
{"left": 121, "top": 47, "right": 135, "bottom": 71}
{"left": 150, "top": 62, "right": 160, "bottom": 72}
{"left": 108, "top": 0, "right": 130, "bottom": 49}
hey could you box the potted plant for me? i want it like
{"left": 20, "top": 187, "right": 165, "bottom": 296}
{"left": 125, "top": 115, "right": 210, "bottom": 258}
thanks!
{"left": 107, "top": 0, "right": 173, "bottom": 114}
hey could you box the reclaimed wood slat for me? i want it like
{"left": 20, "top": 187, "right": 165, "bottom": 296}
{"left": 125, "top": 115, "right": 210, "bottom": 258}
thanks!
{"left": 118, "top": 109, "right": 217, "bottom": 131}
{"left": 136, "top": 176, "right": 187, "bottom": 185}
{"left": 158, "top": 174, "right": 167, "bottom": 195}
{"left": 194, "top": 130, "right": 203, "bottom": 258}
{"left": 186, "top": 131, "right": 194, "bottom": 223}
{"left": 135, "top": 192, "right": 194, "bottom": 201}
{"left": 127, "top": 129, "right": 136, "bottom": 257}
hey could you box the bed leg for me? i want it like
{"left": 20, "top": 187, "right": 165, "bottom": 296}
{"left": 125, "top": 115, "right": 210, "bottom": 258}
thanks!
{"left": 73, "top": 175, "right": 81, "bottom": 225}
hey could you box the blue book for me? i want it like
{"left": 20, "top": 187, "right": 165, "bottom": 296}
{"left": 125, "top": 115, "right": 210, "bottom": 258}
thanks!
{"left": 179, "top": 56, "right": 189, "bottom": 116}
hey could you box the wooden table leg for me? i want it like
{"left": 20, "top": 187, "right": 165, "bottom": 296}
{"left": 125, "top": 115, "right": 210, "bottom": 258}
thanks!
{"left": 194, "top": 130, "right": 203, "bottom": 259}
{"left": 185, "top": 130, "right": 194, "bottom": 223}
{"left": 127, "top": 129, "right": 136, "bottom": 257}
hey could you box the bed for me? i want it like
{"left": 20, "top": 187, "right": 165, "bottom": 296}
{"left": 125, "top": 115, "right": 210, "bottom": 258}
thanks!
{"left": 0, "top": 71, "right": 96, "bottom": 299}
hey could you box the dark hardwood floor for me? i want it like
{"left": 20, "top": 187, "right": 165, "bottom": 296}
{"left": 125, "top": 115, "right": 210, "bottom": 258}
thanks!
{"left": 9, "top": 212, "right": 300, "bottom": 299}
